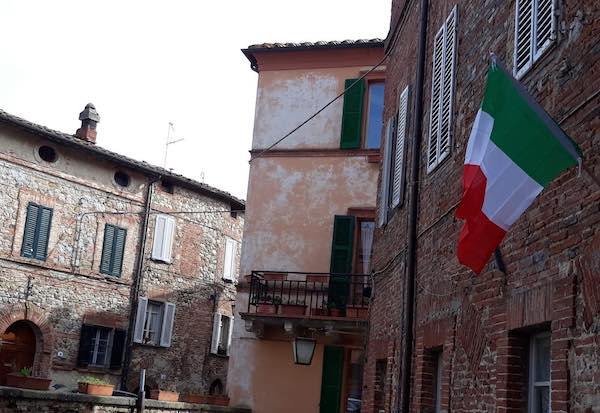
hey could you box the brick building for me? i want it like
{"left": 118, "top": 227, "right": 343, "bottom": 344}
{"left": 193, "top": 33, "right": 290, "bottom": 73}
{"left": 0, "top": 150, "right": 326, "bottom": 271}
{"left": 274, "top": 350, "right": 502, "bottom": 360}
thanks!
{"left": 362, "top": 1, "right": 600, "bottom": 413}
{"left": 0, "top": 105, "right": 244, "bottom": 396}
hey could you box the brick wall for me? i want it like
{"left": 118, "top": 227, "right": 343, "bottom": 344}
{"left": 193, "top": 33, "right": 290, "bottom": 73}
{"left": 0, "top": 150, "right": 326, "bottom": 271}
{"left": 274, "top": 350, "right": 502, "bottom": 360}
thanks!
{"left": 364, "top": 0, "right": 600, "bottom": 412}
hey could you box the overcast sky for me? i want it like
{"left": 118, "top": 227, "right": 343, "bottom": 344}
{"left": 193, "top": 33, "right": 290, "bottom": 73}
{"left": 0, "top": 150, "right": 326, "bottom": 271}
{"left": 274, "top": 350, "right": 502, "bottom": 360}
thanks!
{"left": 0, "top": 1, "right": 390, "bottom": 199}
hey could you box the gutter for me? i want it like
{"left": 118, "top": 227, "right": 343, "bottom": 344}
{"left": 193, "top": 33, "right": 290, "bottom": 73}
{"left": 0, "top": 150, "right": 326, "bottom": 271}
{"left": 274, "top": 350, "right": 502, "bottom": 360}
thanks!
{"left": 120, "top": 177, "right": 157, "bottom": 390}
{"left": 398, "top": 0, "right": 429, "bottom": 411}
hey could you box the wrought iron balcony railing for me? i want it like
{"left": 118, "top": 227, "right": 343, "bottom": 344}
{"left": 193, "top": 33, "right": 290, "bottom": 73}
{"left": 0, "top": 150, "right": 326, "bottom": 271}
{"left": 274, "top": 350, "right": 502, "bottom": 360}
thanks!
{"left": 247, "top": 271, "right": 371, "bottom": 319}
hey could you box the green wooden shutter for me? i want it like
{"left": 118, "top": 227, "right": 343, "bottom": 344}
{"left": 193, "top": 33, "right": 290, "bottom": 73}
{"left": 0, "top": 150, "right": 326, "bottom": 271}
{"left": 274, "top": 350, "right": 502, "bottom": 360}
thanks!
{"left": 34, "top": 207, "right": 53, "bottom": 260}
{"left": 21, "top": 203, "right": 52, "bottom": 260}
{"left": 21, "top": 204, "right": 40, "bottom": 258}
{"left": 319, "top": 346, "right": 345, "bottom": 413}
{"left": 76, "top": 325, "right": 96, "bottom": 367}
{"left": 100, "top": 225, "right": 127, "bottom": 276}
{"left": 340, "top": 79, "right": 365, "bottom": 149}
{"left": 329, "top": 215, "right": 355, "bottom": 313}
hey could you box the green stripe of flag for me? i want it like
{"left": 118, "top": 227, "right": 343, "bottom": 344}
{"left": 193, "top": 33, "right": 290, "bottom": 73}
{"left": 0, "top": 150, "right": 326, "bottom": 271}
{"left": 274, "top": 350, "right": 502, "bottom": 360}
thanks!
{"left": 481, "top": 63, "right": 581, "bottom": 187}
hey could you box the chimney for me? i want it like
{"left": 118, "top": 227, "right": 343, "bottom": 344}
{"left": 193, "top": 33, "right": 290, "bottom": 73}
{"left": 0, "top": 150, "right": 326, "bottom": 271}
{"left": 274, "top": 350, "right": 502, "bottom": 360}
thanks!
{"left": 76, "top": 103, "right": 100, "bottom": 143}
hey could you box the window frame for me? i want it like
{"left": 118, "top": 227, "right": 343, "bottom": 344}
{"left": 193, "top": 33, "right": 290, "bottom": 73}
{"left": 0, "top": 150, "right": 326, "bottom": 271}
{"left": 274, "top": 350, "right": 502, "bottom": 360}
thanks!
{"left": 528, "top": 331, "right": 551, "bottom": 413}
{"left": 99, "top": 224, "right": 127, "bottom": 277}
{"left": 89, "top": 327, "right": 114, "bottom": 368}
{"left": 143, "top": 300, "right": 164, "bottom": 346}
{"left": 433, "top": 351, "right": 443, "bottom": 413}
{"left": 513, "top": 0, "right": 557, "bottom": 79}
{"left": 223, "top": 237, "right": 238, "bottom": 282}
{"left": 361, "top": 76, "right": 386, "bottom": 150}
{"left": 151, "top": 214, "right": 176, "bottom": 263}
{"left": 20, "top": 202, "right": 53, "bottom": 261}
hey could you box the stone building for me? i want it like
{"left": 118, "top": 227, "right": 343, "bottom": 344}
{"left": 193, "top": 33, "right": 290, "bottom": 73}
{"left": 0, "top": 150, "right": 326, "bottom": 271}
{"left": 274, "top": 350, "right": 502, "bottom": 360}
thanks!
{"left": 227, "top": 40, "right": 384, "bottom": 413}
{"left": 0, "top": 105, "right": 244, "bottom": 395}
{"left": 363, "top": 1, "right": 599, "bottom": 412}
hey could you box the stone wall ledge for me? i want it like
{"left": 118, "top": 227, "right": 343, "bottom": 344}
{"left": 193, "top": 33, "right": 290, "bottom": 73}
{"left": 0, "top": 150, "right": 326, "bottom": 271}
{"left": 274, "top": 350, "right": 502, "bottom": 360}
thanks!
{"left": 0, "top": 387, "right": 251, "bottom": 413}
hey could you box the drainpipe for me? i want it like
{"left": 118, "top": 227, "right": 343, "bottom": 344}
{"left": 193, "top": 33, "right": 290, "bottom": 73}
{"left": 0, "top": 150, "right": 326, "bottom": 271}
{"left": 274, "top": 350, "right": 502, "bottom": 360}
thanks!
{"left": 121, "top": 177, "right": 158, "bottom": 390}
{"left": 398, "top": 0, "right": 429, "bottom": 412}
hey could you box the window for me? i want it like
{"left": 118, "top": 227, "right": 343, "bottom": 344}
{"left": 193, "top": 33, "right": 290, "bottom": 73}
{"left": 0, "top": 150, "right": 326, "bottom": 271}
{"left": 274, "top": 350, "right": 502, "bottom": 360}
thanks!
{"left": 151, "top": 214, "right": 175, "bottom": 263}
{"left": 433, "top": 351, "right": 443, "bottom": 413}
{"left": 21, "top": 203, "right": 53, "bottom": 261}
{"left": 373, "top": 359, "right": 387, "bottom": 412}
{"left": 427, "top": 6, "right": 457, "bottom": 172}
{"left": 528, "top": 332, "right": 551, "bottom": 413}
{"left": 514, "top": 0, "right": 556, "bottom": 79}
{"left": 38, "top": 146, "right": 57, "bottom": 163}
{"left": 223, "top": 238, "right": 238, "bottom": 282}
{"left": 365, "top": 81, "right": 385, "bottom": 149}
{"left": 133, "top": 298, "right": 176, "bottom": 347}
{"left": 100, "top": 224, "right": 127, "bottom": 276}
{"left": 77, "top": 325, "right": 126, "bottom": 370}
{"left": 340, "top": 78, "right": 385, "bottom": 150}
{"left": 113, "top": 171, "right": 131, "bottom": 187}
{"left": 211, "top": 313, "right": 233, "bottom": 356}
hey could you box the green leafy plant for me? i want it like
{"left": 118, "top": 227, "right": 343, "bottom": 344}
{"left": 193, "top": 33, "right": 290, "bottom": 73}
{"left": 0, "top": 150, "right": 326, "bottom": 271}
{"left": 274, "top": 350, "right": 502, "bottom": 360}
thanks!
{"left": 79, "top": 376, "right": 110, "bottom": 385}
{"left": 19, "top": 367, "right": 32, "bottom": 377}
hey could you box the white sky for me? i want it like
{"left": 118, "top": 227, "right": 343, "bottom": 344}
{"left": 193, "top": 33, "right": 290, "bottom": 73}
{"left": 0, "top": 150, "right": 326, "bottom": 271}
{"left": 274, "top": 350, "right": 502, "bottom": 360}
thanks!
{"left": 0, "top": 1, "right": 390, "bottom": 200}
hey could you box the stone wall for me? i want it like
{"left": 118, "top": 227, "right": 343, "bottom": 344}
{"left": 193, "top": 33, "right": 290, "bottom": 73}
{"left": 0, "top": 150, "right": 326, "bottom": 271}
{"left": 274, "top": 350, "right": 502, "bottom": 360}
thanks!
{"left": 363, "top": 0, "right": 600, "bottom": 412}
{"left": 0, "top": 119, "right": 243, "bottom": 395}
{"left": 0, "top": 387, "right": 251, "bottom": 413}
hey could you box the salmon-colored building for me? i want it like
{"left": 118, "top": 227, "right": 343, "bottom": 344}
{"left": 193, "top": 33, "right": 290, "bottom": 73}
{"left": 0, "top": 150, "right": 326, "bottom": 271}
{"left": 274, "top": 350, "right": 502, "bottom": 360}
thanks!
{"left": 227, "top": 40, "right": 385, "bottom": 413}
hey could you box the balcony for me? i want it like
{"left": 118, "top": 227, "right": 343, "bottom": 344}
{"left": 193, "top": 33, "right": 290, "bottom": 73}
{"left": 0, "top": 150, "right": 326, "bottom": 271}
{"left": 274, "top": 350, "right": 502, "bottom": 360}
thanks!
{"left": 241, "top": 271, "right": 371, "bottom": 336}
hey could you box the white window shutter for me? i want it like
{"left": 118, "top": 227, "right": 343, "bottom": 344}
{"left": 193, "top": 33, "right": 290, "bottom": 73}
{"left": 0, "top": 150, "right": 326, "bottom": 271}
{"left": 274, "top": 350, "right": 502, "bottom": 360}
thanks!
{"left": 379, "top": 119, "right": 394, "bottom": 227}
{"left": 533, "top": 0, "right": 555, "bottom": 59}
{"left": 427, "top": 6, "right": 457, "bottom": 172}
{"left": 427, "top": 27, "right": 444, "bottom": 172}
{"left": 152, "top": 215, "right": 175, "bottom": 262}
{"left": 439, "top": 6, "right": 457, "bottom": 164}
{"left": 159, "top": 302, "right": 176, "bottom": 347}
{"left": 133, "top": 297, "right": 148, "bottom": 344}
{"left": 392, "top": 86, "right": 410, "bottom": 208}
{"left": 226, "top": 316, "right": 234, "bottom": 355}
{"left": 211, "top": 313, "right": 222, "bottom": 354}
{"left": 514, "top": 0, "right": 534, "bottom": 78}
{"left": 223, "top": 238, "right": 236, "bottom": 281}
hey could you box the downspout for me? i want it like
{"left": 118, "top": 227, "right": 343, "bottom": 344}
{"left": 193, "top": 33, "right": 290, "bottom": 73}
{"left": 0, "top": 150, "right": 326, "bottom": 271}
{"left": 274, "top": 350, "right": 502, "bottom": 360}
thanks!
{"left": 399, "top": 0, "right": 429, "bottom": 412}
{"left": 121, "top": 177, "right": 158, "bottom": 390}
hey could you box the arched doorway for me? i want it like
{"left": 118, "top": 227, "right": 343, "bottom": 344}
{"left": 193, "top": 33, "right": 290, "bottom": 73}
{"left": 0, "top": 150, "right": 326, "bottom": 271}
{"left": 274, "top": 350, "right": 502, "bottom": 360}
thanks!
{"left": 0, "top": 321, "right": 37, "bottom": 385}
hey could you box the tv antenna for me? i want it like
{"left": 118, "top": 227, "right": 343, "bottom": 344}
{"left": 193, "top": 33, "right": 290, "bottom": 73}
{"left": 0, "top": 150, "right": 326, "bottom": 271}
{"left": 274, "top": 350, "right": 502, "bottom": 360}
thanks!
{"left": 163, "top": 122, "right": 184, "bottom": 168}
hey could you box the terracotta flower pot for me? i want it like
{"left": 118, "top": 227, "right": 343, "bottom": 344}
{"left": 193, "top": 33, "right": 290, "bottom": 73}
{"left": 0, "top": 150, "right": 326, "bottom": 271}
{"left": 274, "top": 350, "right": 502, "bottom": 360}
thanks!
{"left": 6, "top": 374, "right": 51, "bottom": 391}
{"left": 329, "top": 308, "right": 343, "bottom": 317}
{"left": 262, "top": 273, "right": 285, "bottom": 281}
{"left": 306, "top": 275, "right": 328, "bottom": 283}
{"left": 310, "top": 307, "right": 328, "bottom": 316}
{"left": 150, "top": 389, "right": 180, "bottom": 402}
{"left": 181, "top": 394, "right": 210, "bottom": 404}
{"left": 346, "top": 306, "right": 369, "bottom": 319}
{"left": 280, "top": 304, "right": 306, "bottom": 316}
{"left": 208, "top": 395, "right": 230, "bottom": 406}
{"left": 256, "top": 304, "right": 277, "bottom": 314}
{"left": 78, "top": 382, "right": 115, "bottom": 396}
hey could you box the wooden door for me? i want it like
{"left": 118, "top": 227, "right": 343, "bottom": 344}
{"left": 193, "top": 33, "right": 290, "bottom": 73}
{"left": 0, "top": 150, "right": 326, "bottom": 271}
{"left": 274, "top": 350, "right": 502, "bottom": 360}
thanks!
{"left": 0, "top": 321, "right": 36, "bottom": 384}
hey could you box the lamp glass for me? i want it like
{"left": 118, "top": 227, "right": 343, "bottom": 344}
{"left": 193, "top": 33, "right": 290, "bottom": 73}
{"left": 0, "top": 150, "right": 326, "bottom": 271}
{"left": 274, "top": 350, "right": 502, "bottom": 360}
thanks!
{"left": 293, "top": 337, "right": 316, "bottom": 365}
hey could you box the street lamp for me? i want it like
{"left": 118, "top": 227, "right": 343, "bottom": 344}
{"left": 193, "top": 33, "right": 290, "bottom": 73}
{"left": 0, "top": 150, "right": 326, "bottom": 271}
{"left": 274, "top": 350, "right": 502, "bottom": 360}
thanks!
{"left": 293, "top": 337, "right": 316, "bottom": 365}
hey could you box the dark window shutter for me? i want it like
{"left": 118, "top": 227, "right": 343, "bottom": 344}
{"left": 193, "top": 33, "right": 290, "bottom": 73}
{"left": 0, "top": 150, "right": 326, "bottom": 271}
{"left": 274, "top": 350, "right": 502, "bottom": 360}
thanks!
{"left": 34, "top": 207, "right": 53, "bottom": 260}
{"left": 319, "top": 346, "right": 345, "bottom": 413}
{"left": 77, "top": 325, "right": 96, "bottom": 367}
{"left": 100, "top": 225, "right": 126, "bottom": 276}
{"left": 111, "top": 228, "right": 127, "bottom": 276}
{"left": 340, "top": 78, "right": 365, "bottom": 149}
{"left": 100, "top": 225, "right": 115, "bottom": 274}
{"left": 329, "top": 215, "right": 355, "bottom": 274}
{"left": 21, "top": 203, "right": 40, "bottom": 258}
{"left": 109, "top": 329, "right": 126, "bottom": 369}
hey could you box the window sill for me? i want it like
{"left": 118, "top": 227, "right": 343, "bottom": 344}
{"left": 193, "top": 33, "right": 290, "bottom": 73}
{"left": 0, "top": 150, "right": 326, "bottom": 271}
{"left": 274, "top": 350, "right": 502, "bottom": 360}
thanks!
{"left": 367, "top": 153, "right": 381, "bottom": 163}
{"left": 76, "top": 366, "right": 122, "bottom": 376}
{"left": 211, "top": 352, "right": 229, "bottom": 359}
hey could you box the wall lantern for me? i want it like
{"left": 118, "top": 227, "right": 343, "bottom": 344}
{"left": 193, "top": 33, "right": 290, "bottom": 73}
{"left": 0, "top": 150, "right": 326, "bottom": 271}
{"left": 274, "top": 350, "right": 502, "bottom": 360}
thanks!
{"left": 293, "top": 337, "right": 316, "bottom": 365}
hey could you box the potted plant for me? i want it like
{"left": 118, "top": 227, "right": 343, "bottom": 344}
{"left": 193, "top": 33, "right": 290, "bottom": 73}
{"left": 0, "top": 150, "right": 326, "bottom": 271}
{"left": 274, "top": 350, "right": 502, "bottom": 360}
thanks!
{"left": 6, "top": 367, "right": 51, "bottom": 391}
{"left": 78, "top": 376, "right": 115, "bottom": 396}
{"left": 311, "top": 299, "right": 329, "bottom": 316}
{"left": 181, "top": 393, "right": 210, "bottom": 404}
{"left": 150, "top": 386, "right": 180, "bottom": 402}
{"left": 280, "top": 299, "right": 307, "bottom": 316}
{"left": 327, "top": 301, "right": 343, "bottom": 317}
{"left": 208, "top": 395, "right": 230, "bottom": 406}
{"left": 256, "top": 296, "right": 280, "bottom": 314}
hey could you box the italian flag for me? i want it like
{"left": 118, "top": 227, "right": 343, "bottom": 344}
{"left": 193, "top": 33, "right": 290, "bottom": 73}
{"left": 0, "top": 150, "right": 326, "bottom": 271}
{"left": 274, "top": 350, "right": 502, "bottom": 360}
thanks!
{"left": 456, "top": 59, "right": 582, "bottom": 274}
